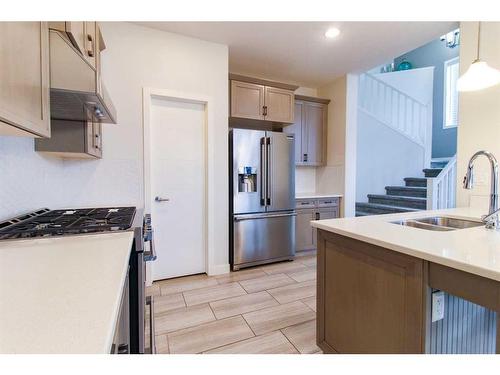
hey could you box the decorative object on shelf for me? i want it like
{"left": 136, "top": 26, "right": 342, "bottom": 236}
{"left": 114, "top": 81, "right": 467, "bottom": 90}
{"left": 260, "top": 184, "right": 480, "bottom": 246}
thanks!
{"left": 457, "top": 22, "right": 500, "bottom": 92}
{"left": 397, "top": 59, "right": 412, "bottom": 71}
{"left": 380, "top": 62, "right": 395, "bottom": 73}
{"left": 441, "top": 28, "right": 460, "bottom": 48}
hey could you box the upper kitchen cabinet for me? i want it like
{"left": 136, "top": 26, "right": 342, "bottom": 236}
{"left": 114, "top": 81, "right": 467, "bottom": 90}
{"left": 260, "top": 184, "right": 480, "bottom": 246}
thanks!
{"left": 48, "top": 23, "right": 116, "bottom": 124}
{"left": 264, "top": 86, "right": 295, "bottom": 123}
{"left": 0, "top": 22, "right": 50, "bottom": 137}
{"left": 284, "top": 95, "right": 330, "bottom": 166}
{"left": 229, "top": 74, "right": 297, "bottom": 124}
{"left": 50, "top": 22, "right": 99, "bottom": 70}
{"left": 230, "top": 80, "right": 265, "bottom": 120}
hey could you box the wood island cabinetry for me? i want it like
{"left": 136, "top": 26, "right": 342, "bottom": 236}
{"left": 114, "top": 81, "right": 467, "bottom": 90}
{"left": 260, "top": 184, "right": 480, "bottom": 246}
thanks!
{"left": 316, "top": 229, "right": 500, "bottom": 354}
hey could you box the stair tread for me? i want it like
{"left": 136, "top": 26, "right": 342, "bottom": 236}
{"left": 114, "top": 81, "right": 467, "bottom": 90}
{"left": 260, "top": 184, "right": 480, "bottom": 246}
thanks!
{"left": 423, "top": 168, "right": 443, "bottom": 172}
{"left": 367, "top": 194, "right": 427, "bottom": 202}
{"left": 355, "top": 202, "right": 420, "bottom": 211}
{"left": 404, "top": 177, "right": 427, "bottom": 181}
{"left": 385, "top": 186, "right": 426, "bottom": 190}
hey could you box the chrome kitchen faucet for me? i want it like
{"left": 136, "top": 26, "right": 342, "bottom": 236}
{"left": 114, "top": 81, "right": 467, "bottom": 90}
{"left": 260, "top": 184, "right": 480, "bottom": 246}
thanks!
{"left": 463, "top": 150, "right": 500, "bottom": 229}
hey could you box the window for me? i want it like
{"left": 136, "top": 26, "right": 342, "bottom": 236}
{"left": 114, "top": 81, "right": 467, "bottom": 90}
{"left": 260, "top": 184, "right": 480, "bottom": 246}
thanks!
{"left": 443, "top": 57, "right": 460, "bottom": 128}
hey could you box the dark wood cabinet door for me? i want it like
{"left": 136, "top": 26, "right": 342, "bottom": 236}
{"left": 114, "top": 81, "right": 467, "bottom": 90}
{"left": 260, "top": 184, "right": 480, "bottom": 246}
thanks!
{"left": 317, "top": 230, "right": 426, "bottom": 353}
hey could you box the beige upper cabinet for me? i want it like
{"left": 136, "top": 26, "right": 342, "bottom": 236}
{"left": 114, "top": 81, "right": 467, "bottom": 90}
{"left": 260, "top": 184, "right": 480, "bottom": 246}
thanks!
{"left": 230, "top": 80, "right": 265, "bottom": 121}
{"left": 229, "top": 75, "right": 297, "bottom": 124}
{"left": 285, "top": 96, "right": 329, "bottom": 166}
{"left": 0, "top": 22, "right": 50, "bottom": 137}
{"left": 264, "top": 86, "right": 294, "bottom": 123}
{"left": 50, "top": 21, "right": 99, "bottom": 70}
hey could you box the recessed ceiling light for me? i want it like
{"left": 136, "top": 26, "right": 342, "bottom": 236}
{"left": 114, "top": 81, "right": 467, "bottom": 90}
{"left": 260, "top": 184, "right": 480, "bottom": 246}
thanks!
{"left": 325, "top": 27, "right": 340, "bottom": 39}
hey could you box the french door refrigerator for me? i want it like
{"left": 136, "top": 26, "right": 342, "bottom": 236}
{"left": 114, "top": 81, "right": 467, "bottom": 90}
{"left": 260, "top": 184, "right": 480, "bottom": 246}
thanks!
{"left": 229, "top": 128, "right": 296, "bottom": 270}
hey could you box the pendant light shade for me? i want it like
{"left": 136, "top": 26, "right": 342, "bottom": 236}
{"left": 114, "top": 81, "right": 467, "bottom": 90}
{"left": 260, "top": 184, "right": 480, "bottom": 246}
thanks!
{"left": 457, "top": 22, "right": 500, "bottom": 92}
{"left": 457, "top": 59, "right": 500, "bottom": 92}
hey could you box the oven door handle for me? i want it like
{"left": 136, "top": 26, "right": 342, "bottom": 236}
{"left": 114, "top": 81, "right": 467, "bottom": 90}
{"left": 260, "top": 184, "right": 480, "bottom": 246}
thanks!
{"left": 146, "top": 296, "right": 156, "bottom": 354}
{"left": 144, "top": 230, "right": 157, "bottom": 262}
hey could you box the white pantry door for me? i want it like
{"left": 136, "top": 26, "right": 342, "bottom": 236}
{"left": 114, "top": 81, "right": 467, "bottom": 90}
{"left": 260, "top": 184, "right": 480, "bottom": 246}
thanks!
{"left": 150, "top": 97, "right": 206, "bottom": 280}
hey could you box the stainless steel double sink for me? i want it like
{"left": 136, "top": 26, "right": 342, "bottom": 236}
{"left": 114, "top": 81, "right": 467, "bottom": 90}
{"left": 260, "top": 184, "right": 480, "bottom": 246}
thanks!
{"left": 391, "top": 216, "right": 483, "bottom": 231}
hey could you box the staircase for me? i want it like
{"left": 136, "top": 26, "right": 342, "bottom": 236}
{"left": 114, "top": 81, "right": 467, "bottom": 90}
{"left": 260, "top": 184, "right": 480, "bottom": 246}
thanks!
{"left": 355, "top": 161, "right": 447, "bottom": 217}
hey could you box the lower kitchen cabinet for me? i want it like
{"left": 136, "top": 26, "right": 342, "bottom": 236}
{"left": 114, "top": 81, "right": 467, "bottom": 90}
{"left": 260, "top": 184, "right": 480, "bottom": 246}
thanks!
{"left": 317, "top": 230, "right": 425, "bottom": 353}
{"left": 296, "top": 210, "right": 316, "bottom": 251}
{"left": 0, "top": 22, "right": 50, "bottom": 137}
{"left": 295, "top": 197, "right": 340, "bottom": 251}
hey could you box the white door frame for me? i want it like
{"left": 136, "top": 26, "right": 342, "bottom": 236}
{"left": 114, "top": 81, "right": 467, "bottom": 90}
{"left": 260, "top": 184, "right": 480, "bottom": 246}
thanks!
{"left": 143, "top": 87, "right": 217, "bottom": 278}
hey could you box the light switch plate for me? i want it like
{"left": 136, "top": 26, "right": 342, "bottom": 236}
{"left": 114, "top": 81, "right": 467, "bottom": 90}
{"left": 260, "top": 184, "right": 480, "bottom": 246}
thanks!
{"left": 432, "top": 291, "right": 445, "bottom": 322}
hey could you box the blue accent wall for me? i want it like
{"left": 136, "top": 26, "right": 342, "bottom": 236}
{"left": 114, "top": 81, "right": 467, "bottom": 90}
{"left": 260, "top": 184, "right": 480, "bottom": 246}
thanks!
{"left": 394, "top": 37, "right": 459, "bottom": 158}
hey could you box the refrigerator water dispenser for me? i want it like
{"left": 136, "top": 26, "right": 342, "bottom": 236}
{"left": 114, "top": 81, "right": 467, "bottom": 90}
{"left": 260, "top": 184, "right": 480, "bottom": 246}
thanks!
{"left": 238, "top": 166, "right": 257, "bottom": 193}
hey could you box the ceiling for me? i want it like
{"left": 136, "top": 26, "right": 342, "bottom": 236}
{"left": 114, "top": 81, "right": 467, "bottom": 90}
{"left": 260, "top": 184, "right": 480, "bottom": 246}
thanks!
{"left": 134, "top": 22, "right": 458, "bottom": 87}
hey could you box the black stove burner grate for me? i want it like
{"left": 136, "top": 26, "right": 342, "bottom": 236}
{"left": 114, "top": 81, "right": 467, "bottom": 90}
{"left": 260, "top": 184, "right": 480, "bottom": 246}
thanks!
{"left": 0, "top": 207, "right": 137, "bottom": 240}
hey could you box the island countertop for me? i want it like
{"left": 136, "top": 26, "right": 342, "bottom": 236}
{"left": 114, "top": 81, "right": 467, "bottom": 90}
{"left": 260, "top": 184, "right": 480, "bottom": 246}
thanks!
{"left": 0, "top": 231, "right": 134, "bottom": 354}
{"left": 311, "top": 207, "right": 500, "bottom": 282}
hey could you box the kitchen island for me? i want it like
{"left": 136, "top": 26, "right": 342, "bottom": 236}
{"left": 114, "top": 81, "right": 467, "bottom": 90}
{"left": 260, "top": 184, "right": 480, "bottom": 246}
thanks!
{"left": 0, "top": 232, "right": 133, "bottom": 354}
{"left": 311, "top": 207, "right": 500, "bottom": 354}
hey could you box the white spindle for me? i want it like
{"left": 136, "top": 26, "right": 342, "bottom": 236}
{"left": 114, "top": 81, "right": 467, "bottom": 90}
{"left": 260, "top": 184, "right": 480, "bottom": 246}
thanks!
{"left": 358, "top": 73, "right": 429, "bottom": 149}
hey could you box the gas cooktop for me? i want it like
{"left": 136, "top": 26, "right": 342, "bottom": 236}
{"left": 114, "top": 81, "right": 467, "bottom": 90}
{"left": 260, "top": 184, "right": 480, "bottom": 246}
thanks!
{"left": 0, "top": 207, "right": 137, "bottom": 240}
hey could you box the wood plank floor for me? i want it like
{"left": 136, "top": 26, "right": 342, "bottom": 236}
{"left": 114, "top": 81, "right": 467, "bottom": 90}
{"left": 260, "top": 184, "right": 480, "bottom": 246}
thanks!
{"left": 146, "top": 250, "right": 321, "bottom": 354}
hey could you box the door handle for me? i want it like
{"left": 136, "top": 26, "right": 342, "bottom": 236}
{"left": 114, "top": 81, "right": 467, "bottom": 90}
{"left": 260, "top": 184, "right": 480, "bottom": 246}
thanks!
{"left": 266, "top": 137, "right": 271, "bottom": 206}
{"left": 234, "top": 212, "right": 297, "bottom": 221}
{"left": 86, "top": 34, "right": 94, "bottom": 57}
{"left": 155, "top": 196, "right": 170, "bottom": 202}
{"left": 260, "top": 137, "right": 267, "bottom": 206}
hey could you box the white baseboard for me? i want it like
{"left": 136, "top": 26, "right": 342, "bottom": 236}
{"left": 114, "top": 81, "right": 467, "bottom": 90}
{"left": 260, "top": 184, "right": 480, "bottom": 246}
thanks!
{"left": 208, "top": 263, "right": 230, "bottom": 276}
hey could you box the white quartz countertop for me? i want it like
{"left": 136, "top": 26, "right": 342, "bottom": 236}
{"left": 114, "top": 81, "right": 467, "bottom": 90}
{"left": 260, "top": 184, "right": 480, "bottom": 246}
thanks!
{"left": 0, "top": 231, "right": 134, "bottom": 354}
{"left": 311, "top": 207, "right": 500, "bottom": 282}
{"left": 296, "top": 192, "right": 343, "bottom": 199}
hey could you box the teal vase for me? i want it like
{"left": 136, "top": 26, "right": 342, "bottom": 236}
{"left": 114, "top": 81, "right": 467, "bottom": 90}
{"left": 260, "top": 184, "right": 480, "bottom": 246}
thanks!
{"left": 397, "top": 59, "right": 412, "bottom": 71}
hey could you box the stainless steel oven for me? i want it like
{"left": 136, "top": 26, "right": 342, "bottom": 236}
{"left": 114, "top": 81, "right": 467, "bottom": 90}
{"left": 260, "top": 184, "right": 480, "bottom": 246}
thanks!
{"left": 129, "top": 213, "right": 156, "bottom": 354}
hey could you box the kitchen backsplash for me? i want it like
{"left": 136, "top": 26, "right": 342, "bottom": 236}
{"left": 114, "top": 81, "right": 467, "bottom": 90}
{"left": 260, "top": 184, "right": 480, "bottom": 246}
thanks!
{"left": 295, "top": 167, "right": 316, "bottom": 193}
{"left": 0, "top": 136, "right": 142, "bottom": 221}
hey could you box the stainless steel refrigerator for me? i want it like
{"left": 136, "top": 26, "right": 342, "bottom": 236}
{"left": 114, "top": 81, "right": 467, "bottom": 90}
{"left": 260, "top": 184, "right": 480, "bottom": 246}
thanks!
{"left": 229, "top": 128, "right": 296, "bottom": 270}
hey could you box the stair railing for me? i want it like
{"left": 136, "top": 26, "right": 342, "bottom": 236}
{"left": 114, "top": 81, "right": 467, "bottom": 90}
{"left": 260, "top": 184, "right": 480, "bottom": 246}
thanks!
{"left": 426, "top": 155, "right": 457, "bottom": 210}
{"left": 358, "top": 72, "right": 433, "bottom": 167}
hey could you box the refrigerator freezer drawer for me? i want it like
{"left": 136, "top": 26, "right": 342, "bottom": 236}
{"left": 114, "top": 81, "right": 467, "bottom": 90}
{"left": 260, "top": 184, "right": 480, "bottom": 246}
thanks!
{"left": 233, "top": 212, "right": 296, "bottom": 269}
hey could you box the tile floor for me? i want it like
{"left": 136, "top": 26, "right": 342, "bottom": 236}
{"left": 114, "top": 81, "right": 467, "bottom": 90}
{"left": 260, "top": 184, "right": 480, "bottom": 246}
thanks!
{"left": 146, "top": 250, "right": 321, "bottom": 354}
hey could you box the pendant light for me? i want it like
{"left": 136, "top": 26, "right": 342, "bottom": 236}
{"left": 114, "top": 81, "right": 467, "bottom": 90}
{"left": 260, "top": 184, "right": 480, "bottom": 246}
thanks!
{"left": 457, "top": 22, "right": 500, "bottom": 92}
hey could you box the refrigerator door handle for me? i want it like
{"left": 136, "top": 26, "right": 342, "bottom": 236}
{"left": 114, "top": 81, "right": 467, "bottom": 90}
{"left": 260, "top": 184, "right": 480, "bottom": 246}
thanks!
{"left": 234, "top": 212, "right": 297, "bottom": 221}
{"left": 260, "top": 137, "right": 267, "bottom": 207}
{"left": 266, "top": 137, "right": 271, "bottom": 206}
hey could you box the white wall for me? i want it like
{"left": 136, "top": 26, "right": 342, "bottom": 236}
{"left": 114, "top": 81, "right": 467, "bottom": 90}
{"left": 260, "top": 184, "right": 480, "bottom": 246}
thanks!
{"left": 316, "top": 76, "right": 348, "bottom": 215}
{"left": 0, "top": 22, "right": 230, "bottom": 273}
{"left": 356, "top": 110, "right": 425, "bottom": 201}
{"left": 456, "top": 22, "right": 500, "bottom": 210}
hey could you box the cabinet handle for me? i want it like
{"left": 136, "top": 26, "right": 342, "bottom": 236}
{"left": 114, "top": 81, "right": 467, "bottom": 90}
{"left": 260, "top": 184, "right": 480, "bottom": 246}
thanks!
{"left": 263, "top": 105, "right": 268, "bottom": 116}
{"left": 315, "top": 212, "right": 320, "bottom": 220}
{"left": 303, "top": 153, "right": 308, "bottom": 162}
{"left": 86, "top": 34, "right": 94, "bottom": 57}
